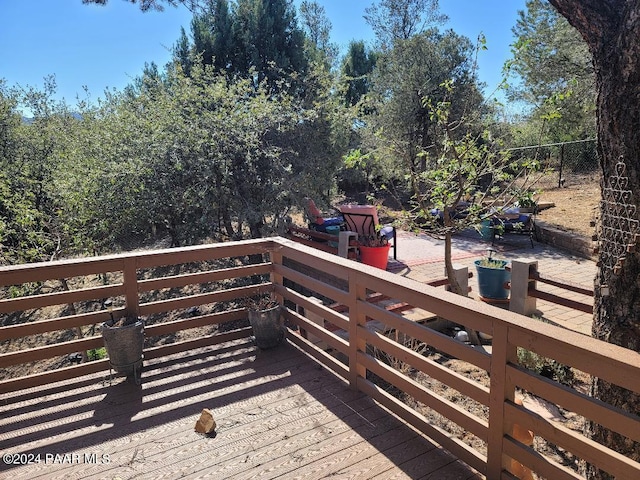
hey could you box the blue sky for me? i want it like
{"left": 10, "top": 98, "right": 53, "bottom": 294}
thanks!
{"left": 0, "top": 0, "right": 526, "bottom": 108}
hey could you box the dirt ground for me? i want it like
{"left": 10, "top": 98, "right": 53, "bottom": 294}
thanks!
{"left": 535, "top": 179, "right": 600, "bottom": 238}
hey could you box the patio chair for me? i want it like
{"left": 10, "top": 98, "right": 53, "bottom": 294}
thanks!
{"left": 338, "top": 204, "right": 397, "bottom": 260}
{"left": 304, "top": 198, "right": 344, "bottom": 233}
{"left": 491, "top": 208, "right": 536, "bottom": 248}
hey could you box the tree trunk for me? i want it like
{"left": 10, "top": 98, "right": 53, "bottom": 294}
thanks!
{"left": 548, "top": 1, "right": 640, "bottom": 477}
{"left": 443, "top": 229, "right": 462, "bottom": 296}
{"left": 443, "top": 219, "right": 480, "bottom": 345}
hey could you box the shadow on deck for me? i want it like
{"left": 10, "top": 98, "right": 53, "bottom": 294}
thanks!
{"left": 0, "top": 338, "right": 480, "bottom": 480}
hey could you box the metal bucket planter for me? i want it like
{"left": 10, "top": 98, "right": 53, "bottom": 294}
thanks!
{"left": 247, "top": 305, "right": 284, "bottom": 349}
{"left": 101, "top": 318, "right": 144, "bottom": 384}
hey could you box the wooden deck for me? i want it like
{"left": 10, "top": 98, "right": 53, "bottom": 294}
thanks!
{"left": 0, "top": 337, "right": 480, "bottom": 480}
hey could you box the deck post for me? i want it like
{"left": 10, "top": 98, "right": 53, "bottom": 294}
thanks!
{"left": 486, "top": 322, "right": 518, "bottom": 478}
{"left": 509, "top": 259, "right": 538, "bottom": 316}
{"left": 451, "top": 263, "right": 469, "bottom": 295}
{"left": 270, "top": 249, "right": 283, "bottom": 304}
{"left": 123, "top": 257, "right": 140, "bottom": 318}
{"left": 348, "top": 271, "right": 367, "bottom": 391}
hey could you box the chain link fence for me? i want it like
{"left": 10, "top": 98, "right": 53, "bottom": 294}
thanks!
{"left": 509, "top": 139, "right": 599, "bottom": 189}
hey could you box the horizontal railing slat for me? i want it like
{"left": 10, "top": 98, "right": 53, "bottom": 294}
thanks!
{"left": 138, "top": 283, "right": 272, "bottom": 316}
{"left": 0, "top": 336, "right": 104, "bottom": 368}
{"left": 286, "top": 329, "right": 350, "bottom": 381}
{"left": 353, "top": 269, "right": 498, "bottom": 336}
{"left": 358, "top": 349, "right": 488, "bottom": 441}
{"left": 143, "top": 328, "right": 252, "bottom": 360}
{"left": 507, "top": 401, "right": 640, "bottom": 479}
{"left": 528, "top": 287, "right": 592, "bottom": 314}
{"left": 357, "top": 376, "right": 487, "bottom": 476}
{"left": 0, "top": 284, "right": 124, "bottom": 313}
{"left": 363, "top": 327, "right": 490, "bottom": 406}
{"left": 508, "top": 325, "right": 640, "bottom": 394}
{"left": 0, "top": 308, "right": 123, "bottom": 341}
{"left": 278, "top": 241, "right": 351, "bottom": 281}
{"left": 273, "top": 263, "right": 350, "bottom": 306}
{"left": 358, "top": 300, "right": 491, "bottom": 371}
{"left": 503, "top": 437, "right": 582, "bottom": 480}
{"left": 276, "top": 284, "right": 350, "bottom": 332}
{"left": 133, "top": 238, "right": 276, "bottom": 269}
{"left": 144, "top": 309, "right": 247, "bottom": 338}
{"left": 0, "top": 256, "right": 125, "bottom": 287}
{"left": 138, "top": 263, "right": 271, "bottom": 292}
{"left": 283, "top": 307, "right": 349, "bottom": 355}
{"left": 507, "top": 363, "right": 640, "bottom": 443}
{"left": 0, "top": 359, "right": 109, "bottom": 394}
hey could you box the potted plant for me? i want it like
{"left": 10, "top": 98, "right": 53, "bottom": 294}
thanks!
{"left": 358, "top": 234, "right": 391, "bottom": 270}
{"left": 244, "top": 293, "right": 285, "bottom": 349}
{"left": 101, "top": 308, "right": 144, "bottom": 385}
{"left": 515, "top": 189, "right": 539, "bottom": 214}
{"left": 474, "top": 249, "right": 511, "bottom": 302}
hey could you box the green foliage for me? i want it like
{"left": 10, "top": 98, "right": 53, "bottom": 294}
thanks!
{"left": 360, "top": 28, "right": 485, "bottom": 189}
{"left": 515, "top": 189, "right": 538, "bottom": 209}
{"left": 299, "top": 0, "right": 338, "bottom": 67}
{"left": 176, "top": 0, "right": 307, "bottom": 93}
{"left": 88, "top": 347, "right": 107, "bottom": 361}
{"left": 341, "top": 41, "right": 378, "bottom": 107}
{"left": 1, "top": 1, "right": 352, "bottom": 264}
{"left": 364, "top": 0, "right": 448, "bottom": 49}
{"left": 476, "top": 257, "right": 507, "bottom": 269}
{"left": 507, "top": 0, "right": 596, "bottom": 142}
{"left": 517, "top": 347, "right": 575, "bottom": 386}
{"left": 49, "top": 57, "right": 349, "bottom": 251}
{"left": 0, "top": 78, "right": 79, "bottom": 264}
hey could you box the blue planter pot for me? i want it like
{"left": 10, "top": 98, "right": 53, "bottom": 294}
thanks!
{"left": 479, "top": 219, "right": 493, "bottom": 240}
{"left": 474, "top": 259, "right": 510, "bottom": 300}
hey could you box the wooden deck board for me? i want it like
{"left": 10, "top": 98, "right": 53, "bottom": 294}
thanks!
{"left": 1, "top": 337, "right": 480, "bottom": 479}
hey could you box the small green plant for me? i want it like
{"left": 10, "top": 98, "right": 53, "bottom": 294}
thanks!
{"left": 515, "top": 189, "right": 539, "bottom": 209}
{"left": 476, "top": 257, "right": 507, "bottom": 269}
{"left": 517, "top": 347, "right": 575, "bottom": 386}
{"left": 88, "top": 347, "right": 107, "bottom": 361}
{"left": 476, "top": 249, "right": 506, "bottom": 269}
{"left": 358, "top": 234, "right": 389, "bottom": 247}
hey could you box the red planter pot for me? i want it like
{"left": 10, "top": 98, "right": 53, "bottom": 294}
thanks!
{"left": 359, "top": 244, "right": 391, "bottom": 270}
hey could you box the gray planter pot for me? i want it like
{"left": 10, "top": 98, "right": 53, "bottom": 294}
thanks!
{"left": 247, "top": 305, "right": 284, "bottom": 349}
{"left": 101, "top": 318, "right": 144, "bottom": 384}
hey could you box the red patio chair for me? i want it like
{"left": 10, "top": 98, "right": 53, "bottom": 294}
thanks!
{"left": 338, "top": 204, "right": 397, "bottom": 260}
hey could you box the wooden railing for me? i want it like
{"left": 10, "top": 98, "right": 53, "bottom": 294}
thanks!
{"left": 1, "top": 237, "right": 639, "bottom": 479}
{"left": 0, "top": 239, "right": 273, "bottom": 392}
{"left": 508, "top": 259, "right": 594, "bottom": 317}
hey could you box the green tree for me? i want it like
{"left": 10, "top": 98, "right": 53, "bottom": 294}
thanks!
{"left": 0, "top": 85, "right": 53, "bottom": 265}
{"left": 188, "top": 0, "right": 234, "bottom": 71}
{"left": 508, "top": 0, "right": 596, "bottom": 141}
{"left": 0, "top": 78, "right": 79, "bottom": 264}
{"left": 546, "top": 1, "right": 640, "bottom": 478}
{"left": 232, "top": 0, "right": 307, "bottom": 91}
{"left": 404, "top": 83, "right": 539, "bottom": 298}
{"left": 174, "top": 0, "right": 307, "bottom": 93}
{"left": 298, "top": 0, "right": 338, "bottom": 68}
{"left": 363, "top": 29, "right": 484, "bottom": 181}
{"left": 55, "top": 61, "right": 348, "bottom": 249}
{"left": 341, "top": 41, "right": 378, "bottom": 107}
{"left": 364, "top": 0, "right": 448, "bottom": 49}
